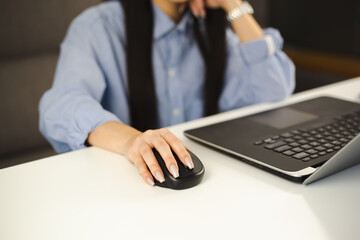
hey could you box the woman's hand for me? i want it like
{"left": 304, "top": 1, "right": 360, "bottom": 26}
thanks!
{"left": 189, "top": 0, "right": 243, "bottom": 17}
{"left": 124, "top": 128, "right": 194, "bottom": 186}
{"left": 88, "top": 122, "right": 194, "bottom": 186}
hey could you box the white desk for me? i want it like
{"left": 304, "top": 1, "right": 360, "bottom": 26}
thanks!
{"left": 1, "top": 77, "right": 360, "bottom": 240}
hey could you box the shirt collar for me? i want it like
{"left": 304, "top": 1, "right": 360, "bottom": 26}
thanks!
{"left": 152, "top": 3, "right": 193, "bottom": 40}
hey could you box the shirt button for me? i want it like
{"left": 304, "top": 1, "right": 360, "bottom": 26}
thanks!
{"left": 168, "top": 69, "right": 176, "bottom": 77}
{"left": 173, "top": 108, "right": 180, "bottom": 116}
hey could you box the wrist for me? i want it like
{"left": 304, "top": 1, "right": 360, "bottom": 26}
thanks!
{"left": 222, "top": 0, "right": 243, "bottom": 14}
{"left": 88, "top": 121, "right": 141, "bottom": 156}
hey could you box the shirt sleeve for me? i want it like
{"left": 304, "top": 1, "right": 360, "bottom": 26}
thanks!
{"left": 39, "top": 14, "right": 121, "bottom": 153}
{"left": 219, "top": 28, "right": 295, "bottom": 111}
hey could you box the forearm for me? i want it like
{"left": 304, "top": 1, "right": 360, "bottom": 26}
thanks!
{"left": 87, "top": 121, "right": 141, "bottom": 155}
{"left": 222, "top": 0, "right": 264, "bottom": 43}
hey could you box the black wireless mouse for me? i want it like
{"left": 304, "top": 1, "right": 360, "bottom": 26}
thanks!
{"left": 152, "top": 149, "right": 205, "bottom": 190}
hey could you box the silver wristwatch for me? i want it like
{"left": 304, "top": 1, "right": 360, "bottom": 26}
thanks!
{"left": 226, "top": 1, "right": 254, "bottom": 22}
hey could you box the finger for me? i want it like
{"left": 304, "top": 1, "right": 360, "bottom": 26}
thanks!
{"left": 132, "top": 154, "right": 155, "bottom": 186}
{"left": 195, "top": 0, "right": 206, "bottom": 18}
{"left": 189, "top": 1, "right": 200, "bottom": 17}
{"left": 153, "top": 137, "right": 180, "bottom": 178}
{"left": 142, "top": 130, "right": 180, "bottom": 178}
{"left": 159, "top": 129, "right": 194, "bottom": 169}
{"left": 139, "top": 144, "right": 166, "bottom": 183}
{"left": 178, "top": 3, "right": 187, "bottom": 14}
{"left": 185, "top": 145, "right": 193, "bottom": 152}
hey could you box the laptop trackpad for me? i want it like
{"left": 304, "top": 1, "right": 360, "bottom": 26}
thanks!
{"left": 249, "top": 108, "right": 318, "bottom": 129}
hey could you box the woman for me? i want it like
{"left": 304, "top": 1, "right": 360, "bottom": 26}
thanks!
{"left": 39, "top": 0, "right": 295, "bottom": 186}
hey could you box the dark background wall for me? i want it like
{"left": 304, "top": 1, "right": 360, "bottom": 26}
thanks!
{"left": 252, "top": 0, "right": 360, "bottom": 92}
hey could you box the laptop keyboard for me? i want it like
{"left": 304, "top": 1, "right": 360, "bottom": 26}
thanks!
{"left": 254, "top": 111, "right": 360, "bottom": 162}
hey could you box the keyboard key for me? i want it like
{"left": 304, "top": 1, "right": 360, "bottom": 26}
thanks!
{"left": 254, "top": 141, "right": 263, "bottom": 145}
{"left": 318, "top": 151, "right": 327, "bottom": 156}
{"left": 293, "top": 152, "right": 310, "bottom": 159}
{"left": 302, "top": 157, "right": 311, "bottom": 162}
{"left": 283, "top": 150, "right": 295, "bottom": 156}
{"left": 291, "top": 130, "right": 301, "bottom": 135}
{"left": 323, "top": 143, "right": 334, "bottom": 148}
{"left": 274, "top": 145, "right": 292, "bottom": 152}
{"left": 314, "top": 134, "right": 324, "bottom": 139}
{"left": 310, "top": 130, "right": 318, "bottom": 135}
{"left": 283, "top": 138, "right": 295, "bottom": 143}
{"left": 326, "top": 149, "right": 334, "bottom": 153}
{"left": 306, "top": 137, "right": 316, "bottom": 141}
{"left": 315, "top": 146, "right": 326, "bottom": 151}
{"left": 301, "top": 144, "right": 312, "bottom": 150}
{"left": 289, "top": 142, "right": 300, "bottom": 147}
{"left": 292, "top": 147, "right": 304, "bottom": 153}
{"left": 310, "top": 154, "right": 319, "bottom": 159}
{"left": 299, "top": 139, "right": 309, "bottom": 144}
{"left": 301, "top": 133, "right": 311, "bottom": 137}
{"left": 326, "top": 136, "right": 336, "bottom": 141}
{"left": 264, "top": 141, "right": 286, "bottom": 150}
{"left": 306, "top": 149, "right": 318, "bottom": 154}
{"left": 264, "top": 138, "right": 275, "bottom": 143}
{"left": 281, "top": 132, "right": 293, "bottom": 138}
{"left": 309, "top": 141, "right": 320, "bottom": 147}
{"left": 294, "top": 135, "right": 303, "bottom": 140}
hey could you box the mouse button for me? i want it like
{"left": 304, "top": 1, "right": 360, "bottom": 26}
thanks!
{"left": 188, "top": 152, "right": 204, "bottom": 173}
{"left": 192, "top": 161, "right": 204, "bottom": 173}
{"left": 177, "top": 160, "right": 193, "bottom": 178}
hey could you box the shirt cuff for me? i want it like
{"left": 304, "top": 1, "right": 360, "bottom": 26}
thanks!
{"left": 238, "top": 28, "right": 284, "bottom": 64}
{"left": 66, "top": 109, "right": 121, "bottom": 150}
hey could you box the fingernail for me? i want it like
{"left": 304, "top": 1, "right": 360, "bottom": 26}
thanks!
{"left": 170, "top": 164, "right": 179, "bottom": 178}
{"left": 155, "top": 171, "right": 165, "bottom": 183}
{"left": 146, "top": 177, "right": 155, "bottom": 186}
{"left": 185, "top": 157, "right": 194, "bottom": 169}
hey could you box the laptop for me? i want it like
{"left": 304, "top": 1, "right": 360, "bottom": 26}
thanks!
{"left": 184, "top": 96, "right": 360, "bottom": 184}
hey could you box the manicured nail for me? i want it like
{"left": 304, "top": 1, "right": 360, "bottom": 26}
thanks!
{"left": 155, "top": 171, "right": 165, "bottom": 183}
{"left": 170, "top": 164, "right": 179, "bottom": 178}
{"left": 146, "top": 177, "right": 155, "bottom": 186}
{"left": 185, "top": 157, "right": 194, "bottom": 169}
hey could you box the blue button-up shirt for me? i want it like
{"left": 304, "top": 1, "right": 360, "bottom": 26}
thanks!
{"left": 39, "top": 1, "right": 295, "bottom": 153}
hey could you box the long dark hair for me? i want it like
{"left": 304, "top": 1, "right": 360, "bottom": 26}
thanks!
{"left": 120, "top": 0, "right": 227, "bottom": 131}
